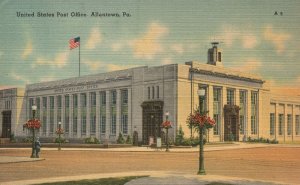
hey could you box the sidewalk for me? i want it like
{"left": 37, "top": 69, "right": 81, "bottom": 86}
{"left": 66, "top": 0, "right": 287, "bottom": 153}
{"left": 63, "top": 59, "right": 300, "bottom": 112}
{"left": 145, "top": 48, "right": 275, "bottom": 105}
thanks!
{"left": 2, "top": 171, "right": 285, "bottom": 185}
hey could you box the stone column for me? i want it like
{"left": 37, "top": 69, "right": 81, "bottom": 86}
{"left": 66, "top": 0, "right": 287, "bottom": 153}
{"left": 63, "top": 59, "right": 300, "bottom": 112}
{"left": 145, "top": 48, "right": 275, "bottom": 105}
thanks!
{"left": 128, "top": 88, "right": 132, "bottom": 136}
{"left": 247, "top": 90, "right": 252, "bottom": 138}
{"left": 208, "top": 85, "right": 214, "bottom": 142}
{"left": 46, "top": 97, "right": 50, "bottom": 137}
{"left": 69, "top": 94, "right": 73, "bottom": 138}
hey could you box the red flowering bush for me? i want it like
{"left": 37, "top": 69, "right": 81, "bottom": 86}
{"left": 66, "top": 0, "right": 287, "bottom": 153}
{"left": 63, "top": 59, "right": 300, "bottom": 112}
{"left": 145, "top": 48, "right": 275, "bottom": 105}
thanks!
{"left": 23, "top": 119, "right": 41, "bottom": 129}
{"left": 187, "top": 112, "right": 215, "bottom": 129}
{"left": 161, "top": 120, "right": 172, "bottom": 129}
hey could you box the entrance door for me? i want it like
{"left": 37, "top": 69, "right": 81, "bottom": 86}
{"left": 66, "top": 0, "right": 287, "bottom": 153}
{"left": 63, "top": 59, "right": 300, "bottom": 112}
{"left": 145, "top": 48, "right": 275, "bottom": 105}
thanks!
{"left": 141, "top": 101, "right": 163, "bottom": 145}
{"left": 224, "top": 105, "right": 240, "bottom": 141}
{"left": 2, "top": 111, "right": 12, "bottom": 138}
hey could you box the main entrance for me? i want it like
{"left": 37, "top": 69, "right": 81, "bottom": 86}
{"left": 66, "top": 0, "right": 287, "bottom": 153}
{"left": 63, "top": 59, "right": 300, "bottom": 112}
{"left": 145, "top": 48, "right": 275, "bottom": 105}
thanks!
{"left": 224, "top": 105, "right": 240, "bottom": 141}
{"left": 2, "top": 111, "right": 12, "bottom": 138}
{"left": 141, "top": 101, "right": 163, "bottom": 145}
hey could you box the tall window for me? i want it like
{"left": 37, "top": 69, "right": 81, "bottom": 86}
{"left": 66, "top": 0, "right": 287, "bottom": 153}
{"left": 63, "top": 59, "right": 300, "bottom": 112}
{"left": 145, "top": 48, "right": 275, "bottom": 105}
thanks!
{"left": 29, "top": 98, "right": 34, "bottom": 118}
{"left": 227, "top": 89, "right": 235, "bottom": 105}
{"left": 57, "top": 95, "right": 62, "bottom": 128}
{"left": 156, "top": 86, "right": 159, "bottom": 99}
{"left": 73, "top": 94, "right": 78, "bottom": 135}
{"left": 121, "top": 114, "right": 128, "bottom": 134}
{"left": 152, "top": 86, "right": 155, "bottom": 99}
{"left": 148, "top": 87, "right": 150, "bottom": 100}
{"left": 270, "top": 113, "right": 275, "bottom": 135}
{"left": 240, "top": 91, "right": 247, "bottom": 135}
{"left": 121, "top": 89, "right": 128, "bottom": 105}
{"left": 90, "top": 92, "right": 96, "bottom": 135}
{"left": 279, "top": 114, "right": 284, "bottom": 135}
{"left": 110, "top": 90, "right": 117, "bottom": 135}
{"left": 81, "top": 93, "right": 87, "bottom": 135}
{"left": 36, "top": 97, "right": 40, "bottom": 118}
{"left": 213, "top": 88, "right": 221, "bottom": 135}
{"left": 42, "top": 97, "right": 47, "bottom": 134}
{"left": 65, "top": 95, "right": 70, "bottom": 133}
{"left": 287, "top": 114, "right": 292, "bottom": 135}
{"left": 100, "top": 91, "right": 106, "bottom": 134}
{"left": 251, "top": 91, "right": 258, "bottom": 135}
{"left": 296, "top": 115, "right": 300, "bottom": 135}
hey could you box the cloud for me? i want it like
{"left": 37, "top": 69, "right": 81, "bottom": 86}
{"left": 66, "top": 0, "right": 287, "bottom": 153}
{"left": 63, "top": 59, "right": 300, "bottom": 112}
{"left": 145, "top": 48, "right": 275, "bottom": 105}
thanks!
{"left": 161, "top": 58, "right": 173, "bottom": 65}
{"left": 39, "top": 76, "right": 56, "bottom": 82}
{"left": 264, "top": 26, "right": 291, "bottom": 54}
{"left": 213, "top": 25, "right": 240, "bottom": 47}
{"left": 242, "top": 34, "right": 258, "bottom": 49}
{"left": 11, "top": 72, "right": 31, "bottom": 84}
{"left": 231, "top": 58, "right": 262, "bottom": 73}
{"left": 111, "top": 43, "right": 123, "bottom": 52}
{"left": 33, "top": 52, "right": 69, "bottom": 68}
{"left": 171, "top": 44, "right": 184, "bottom": 54}
{"left": 130, "top": 22, "right": 168, "bottom": 60}
{"left": 106, "top": 64, "right": 137, "bottom": 71}
{"left": 22, "top": 40, "right": 33, "bottom": 59}
{"left": 85, "top": 28, "right": 102, "bottom": 49}
{"left": 83, "top": 60, "right": 102, "bottom": 71}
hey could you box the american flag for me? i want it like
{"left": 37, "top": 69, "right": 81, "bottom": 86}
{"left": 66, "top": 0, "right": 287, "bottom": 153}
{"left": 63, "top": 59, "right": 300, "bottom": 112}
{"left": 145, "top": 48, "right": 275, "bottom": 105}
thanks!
{"left": 69, "top": 37, "right": 80, "bottom": 49}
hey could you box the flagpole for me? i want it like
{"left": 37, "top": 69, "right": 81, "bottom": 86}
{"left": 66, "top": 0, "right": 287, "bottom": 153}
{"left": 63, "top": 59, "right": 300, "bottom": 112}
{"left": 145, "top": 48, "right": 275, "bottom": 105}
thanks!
{"left": 79, "top": 42, "right": 80, "bottom": 77}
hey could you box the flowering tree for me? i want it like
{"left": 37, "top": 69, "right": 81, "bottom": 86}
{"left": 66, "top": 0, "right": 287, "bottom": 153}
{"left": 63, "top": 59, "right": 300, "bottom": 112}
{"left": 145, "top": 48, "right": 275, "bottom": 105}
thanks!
{"left": 23, "top": 119, "right": 41, "bottom": 130}
{"left": 161, "top": 120, "right": 172, "bottom": 129}
{"left": 187, "top": 106, "right": 215, "bottom": 175}
{"left": 56, "top": 127, "right": 64, "bottom": 135}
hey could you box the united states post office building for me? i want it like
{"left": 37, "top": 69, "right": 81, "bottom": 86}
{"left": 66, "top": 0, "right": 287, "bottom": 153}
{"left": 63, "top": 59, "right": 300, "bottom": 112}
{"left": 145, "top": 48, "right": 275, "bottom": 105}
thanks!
{"left": 1, "top": 46, "right": 300, "bottom": 144}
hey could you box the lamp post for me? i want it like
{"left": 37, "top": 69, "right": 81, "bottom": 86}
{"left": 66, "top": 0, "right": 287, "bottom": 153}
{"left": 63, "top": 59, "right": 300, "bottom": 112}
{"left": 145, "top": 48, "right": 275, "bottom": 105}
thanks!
{"left": 58, "top": 122, "right": 62, "bottom": 151}
{"left": 31, "top": 105, "right": 37, "bottom": 158}
{"left": 197, "top": 88, "right": 206, "bottom": 175}
{"left": 165, "top": 111, "right": 170, "bottom": 152}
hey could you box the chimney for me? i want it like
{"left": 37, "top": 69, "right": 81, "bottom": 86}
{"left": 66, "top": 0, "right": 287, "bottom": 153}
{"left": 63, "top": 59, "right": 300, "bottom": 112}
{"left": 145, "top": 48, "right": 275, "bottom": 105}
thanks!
{"left": 207, "top": 42, "right": 223, "bottom": 66}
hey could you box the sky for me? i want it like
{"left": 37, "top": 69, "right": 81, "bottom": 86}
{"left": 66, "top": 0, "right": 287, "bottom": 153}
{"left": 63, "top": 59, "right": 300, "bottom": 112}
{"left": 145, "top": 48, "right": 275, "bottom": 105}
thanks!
{"left": 0, "top": 0, "right": 299, "bottom": 96}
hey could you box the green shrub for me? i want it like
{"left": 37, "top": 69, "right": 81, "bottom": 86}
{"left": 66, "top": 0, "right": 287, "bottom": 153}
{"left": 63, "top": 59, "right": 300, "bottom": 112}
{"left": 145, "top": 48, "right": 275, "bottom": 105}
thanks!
{"left": 117, "top": 133, "right": 125, "bottom": 144}
{"left": 175, "top": 126, "right": 185, "bottom": 146}
{"left": 84, "top": 137, "right": 100, "bottom": 144}
{"left": 55, "top": 137, "right": 68, "bottom": 143}
{"left": 125, "top": 135, "right": 132, "bottom": 144}
{"left": 23, "top": 137, "right": 33, "bottom": 143}
{"left": 247, "top": 137, "right": 278, "bottom": 144}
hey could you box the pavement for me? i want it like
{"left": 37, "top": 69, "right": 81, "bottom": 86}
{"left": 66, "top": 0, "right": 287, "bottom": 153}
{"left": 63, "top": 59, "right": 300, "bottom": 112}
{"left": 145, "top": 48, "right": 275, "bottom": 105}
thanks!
{"left": 1, "top": 142, "right": 297, "bottom": 185}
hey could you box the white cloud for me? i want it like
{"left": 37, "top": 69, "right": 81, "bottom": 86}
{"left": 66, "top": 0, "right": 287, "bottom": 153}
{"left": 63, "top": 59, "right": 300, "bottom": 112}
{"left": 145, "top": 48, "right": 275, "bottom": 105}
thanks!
{"left": 171, "top": 44, "right": 184, "bottom": 54}
{"left": 264, "top": 26, "right": 291, "bottom": 54}
{"left": 11, "top": 72, "right": 31, "bottom": 84}
{"left": 111, "top": 43, "right": 123, "bottom": 52}
{"left": 85, "top": 27, "right": 102, "bottom": 49}
{"left": 39, "top": 76, "right": 56, "bottom": 82}
{"left": 161, "top": 58, "right": 173, "bottom": 65}
{"left": 130, "top": 22, "right": 168, "bottom": 60}
{"left": 212, "top": 25, "right": 240, "bottom": 47}
{"left": 231, "top": 58, "right": 262, "bottom": 73}
{"left": 106, "top": 64, "right": 136, "bottom": 71}
{"left": 22, "top": 40, "right": 33, "bottom": 59}
{"left": 242, "top": 34, "right": 258, "bottom": 49}
{"left": 32, "top": 52, "right": 69, "bottom": 69}
{"left": 83, "top": 60, "right": 102, "bottom": 71}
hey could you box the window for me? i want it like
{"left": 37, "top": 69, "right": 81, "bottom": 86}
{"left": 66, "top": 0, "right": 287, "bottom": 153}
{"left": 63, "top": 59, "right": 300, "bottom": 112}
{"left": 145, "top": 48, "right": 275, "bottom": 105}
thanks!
{"left": 251, "top": 91, "right": 258, "bottom": 135}
{"left": 121, "top": 89, "right": 128, "bottom": 104}
{"left": 218, "top": 52, "right": 222, "bottom": 62}
{"left": 148, "top": 87, "right": 150, "bottom": 100}
{"left": 111, "top": 90, "right": 117, "bottom": 105}
{"left": 121, "top": 114, "right": 128, "bottom": 134}
{"left": 156, "top": 86, "right": 159, "bottom": 99}
{"left": 100, "top": 115, "right": 106, "bottom": 134}
{"left": 81, "top": 93, "right": 87, "bottom": 107}
{"left": 227, "top": 89, "right": 235, "bottom": 105}
{"left": 110, "top": 114, "right": 116, "bottom": 135}
{"left": 100, "top": 91, "right": 106, "bottom": 106}
{"left": 36, "top": 97, "right": 40, "bottom": 118}
{"left": 90, "top": 92, "right": 96, "bottom": 107}
{"left": 152, "top": 86, "right": 155, "bottom": 99}
{"left": 287, "top": 114, "right": 292, "bottom": 135}
{"left": 270, "top": 113, "right": 275, "bottom": 135}
{"left": 57, "top": 96, "right": 62, "bottom": 126}
{"left": 73, "top": 94, "right": 78, "bottom": 134}
{"left": 42, "top": 97, "right": 47, "bottom": 134}
{"left": 49, "top": 96, "right": 54, "bottom": 134}
{"left": 57, "top": 96, "right": 62, "bottom": 109}
{"left": 279, "top": 114, "right": 284, "bottom": 135}
{"left": 80, "top": 94, "right": 87, "bottom": 135}
{"left": 65, "top": 95, "right": 70, "bottom": 133}
{"left": 42, "top": 97, "right": 47, "bottom": 109}
{"left": 213, "top": 88, "right": 221, "bottom": 135}
{"left": 296, "top": 115, "right": 300, "bottom": 135}
{"left": 240, "top": 91, "right": 247, "bottom": 135}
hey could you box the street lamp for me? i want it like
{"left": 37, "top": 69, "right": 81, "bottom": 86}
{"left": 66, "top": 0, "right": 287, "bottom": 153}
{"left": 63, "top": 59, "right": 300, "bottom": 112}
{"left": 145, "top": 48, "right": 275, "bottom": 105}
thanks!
{"left": 165, "top": 111, "right": 170, "bottom": 152}
{"left": 58, "top": 122, "right": 62, "bottom": 151}
{"left": 31, "top": 105, "right": 37, "bottom": 158}
{"left": 197, "top": 88, "right": 206, "bottom": 175}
